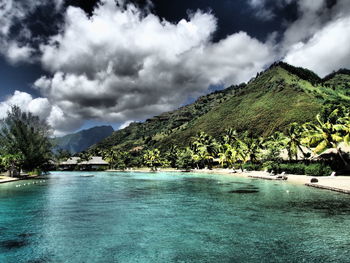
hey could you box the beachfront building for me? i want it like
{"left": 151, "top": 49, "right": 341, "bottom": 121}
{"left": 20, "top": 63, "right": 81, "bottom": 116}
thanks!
{"left": 59, "top": 156, "right": 109, "bottom": 171}
{"left": 80, "top": 156, "right": 109, "bottom": 170}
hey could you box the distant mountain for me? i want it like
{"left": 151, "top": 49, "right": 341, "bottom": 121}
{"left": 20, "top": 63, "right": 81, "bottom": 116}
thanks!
{"left": 90, "top": 62, "right": 350, "bottom": 152}
{"left": 53, "top": 126, "right": 114, "bottom": 154}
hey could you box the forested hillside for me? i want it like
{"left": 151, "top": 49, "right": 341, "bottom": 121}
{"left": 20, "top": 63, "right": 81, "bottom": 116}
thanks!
{"left": 91, "top": 62, "right": 350, "bottom": 153}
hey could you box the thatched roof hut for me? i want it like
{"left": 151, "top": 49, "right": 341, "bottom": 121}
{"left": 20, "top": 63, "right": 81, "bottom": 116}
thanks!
{"left": 80, "top": 156, "right": 109, "bottom": 165}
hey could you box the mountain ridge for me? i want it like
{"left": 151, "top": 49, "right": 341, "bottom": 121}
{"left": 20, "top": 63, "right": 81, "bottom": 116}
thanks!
{"left": 90, "top": 62, "right": 350, "bottom": 153}
{"left": 53, "top": 125, "right": 114, "bottom": 154}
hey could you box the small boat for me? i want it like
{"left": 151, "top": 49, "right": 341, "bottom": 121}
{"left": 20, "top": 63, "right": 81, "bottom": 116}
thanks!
{"left": 80, "top": 174, "right": 95, "bottom": 177}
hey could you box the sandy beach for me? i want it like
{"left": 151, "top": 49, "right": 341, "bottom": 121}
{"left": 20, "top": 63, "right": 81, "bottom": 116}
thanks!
{"left": 0, "top": 176, "right": 19, "bottom": 184}
{"left": 192, "top": 169, "right": 350, "bottom": 194}
{"left": 0, "top": 174, "right": 40, "bottom": 184}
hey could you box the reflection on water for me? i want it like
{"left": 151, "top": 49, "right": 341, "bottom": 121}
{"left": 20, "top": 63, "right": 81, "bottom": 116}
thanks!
{"left": 0, "top": 171, "right": 350, "bottom": 262}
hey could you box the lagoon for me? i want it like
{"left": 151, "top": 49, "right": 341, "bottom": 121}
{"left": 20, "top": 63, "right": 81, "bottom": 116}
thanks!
{"left": 1, "top": 171, "right": 350, "bottom": 262}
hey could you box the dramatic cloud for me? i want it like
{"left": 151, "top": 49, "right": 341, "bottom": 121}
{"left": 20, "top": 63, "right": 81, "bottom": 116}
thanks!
{"left": 282, "top": 0, "right": 328, "bottom": 47}
{"left": 0, "top": 90, "right": 82, "bottom": 136}
{"left": 1, "top": 0, "right": 350, "bottom": 135}
{"left": 33, "top": 0, "right": 274, "bottom": 134}
{"left": 5, "top": 42, "right": 34, "bottom": 64}
{"left": 0, "top": 0, "right": 63, "bottom": 64}
{"left": 284, "top": 16, "right": 350, "bottom": 77}
{"left": 248, "top": 0, "right": 295, "bottom": 20}
{"left": 282, "top": 0, "right": 350, "bottom": 76}
{"left": 0, "top": 91, "right": 51, "bottom": 120}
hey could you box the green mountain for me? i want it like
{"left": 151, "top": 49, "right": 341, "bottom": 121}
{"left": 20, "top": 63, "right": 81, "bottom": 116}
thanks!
{"left": 91, "top": 62, "right": 350, "bottom": 152}
{"left": 53, "top": 125, "right": 114, "bottom": 154}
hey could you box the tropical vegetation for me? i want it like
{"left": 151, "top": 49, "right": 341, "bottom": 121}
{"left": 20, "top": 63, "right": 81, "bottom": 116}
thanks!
{"left": 0, "top": 106, "right": 52, "bottom": 176}
{"left": 81, "top": 105, "right": 349, "bottom": 176}
{"left": 1, "top": 62, "right": 349, "bottom": 177}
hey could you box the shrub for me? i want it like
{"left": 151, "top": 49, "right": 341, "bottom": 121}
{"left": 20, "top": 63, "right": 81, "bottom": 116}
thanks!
{"left": 28, "top": 169, "right": 42, "bottom": 176}
{"left": 264, "top": 161, "right": 280, "bottom": 173}
{"left": 243, "top": 163, "right": 263, "bottom": 171}
{"left": 264, "top": 162, "right": 332, "bottom": 176}
{"left": 279, "top": 163, "right": 305, "bottom": 175}
{"left": 305, "top": 164, "right": 332, "bottom": 177}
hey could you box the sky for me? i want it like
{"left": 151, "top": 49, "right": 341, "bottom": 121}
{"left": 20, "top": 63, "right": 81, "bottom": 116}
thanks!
{"left": 0, "top": 0, "right": 350, "bottom": 136}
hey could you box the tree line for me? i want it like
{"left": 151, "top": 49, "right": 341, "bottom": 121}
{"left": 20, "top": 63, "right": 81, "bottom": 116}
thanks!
{"left": 0, "top": 106, "right": 52, "bottom": 176}
{"left": 0, "top": 105, "right": 349, "bottom": 177}
{"left": 95, "top": 105, "right": 349, "bottom": 176}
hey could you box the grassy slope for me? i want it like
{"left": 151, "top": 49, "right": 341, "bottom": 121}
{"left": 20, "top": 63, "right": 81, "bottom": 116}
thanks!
{"left": 92, "top": 64, "right": 350, "bottom": 152}
{"left": 93, "top": 85, "right": 238, "bottom": 151}
{"left": 156, "top": 66, "right": 322, "bottom": 148}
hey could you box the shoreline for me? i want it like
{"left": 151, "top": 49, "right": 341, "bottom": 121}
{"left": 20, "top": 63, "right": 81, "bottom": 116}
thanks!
{"left": 0, "top": 177, "right": 19, "bottom": 184}
{"left": 0, "top": 174, "right": 40, "bottom": 184}
{"left": 107, "top": 168, "right": 350, "bottom": 195}
{"left": 2, "top": 169, "right": 350, "bottom": 195}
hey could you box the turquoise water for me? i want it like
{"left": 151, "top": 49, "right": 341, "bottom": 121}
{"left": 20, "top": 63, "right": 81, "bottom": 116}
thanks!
{"left": 1, "top": 172, "right": 350, "bottom": 263}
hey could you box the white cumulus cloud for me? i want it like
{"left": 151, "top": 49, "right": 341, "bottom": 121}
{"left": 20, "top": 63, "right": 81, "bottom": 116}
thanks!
{"left": 33, "top": 0, "right": 275, "bottom": 134}
{"left": 282, "top": 0, "right": 350, "bottom": 76}
{"left": 284, "top": 17, "right": 350, "bottom": 77}
{"left": 3, "top": 0, "right": 350, "bottom": 135}
{"left": 0, "top": 90, "right": 52, "bottom": 121}
{"left": 0, "top": 90, "right": 81, "bottom": 136}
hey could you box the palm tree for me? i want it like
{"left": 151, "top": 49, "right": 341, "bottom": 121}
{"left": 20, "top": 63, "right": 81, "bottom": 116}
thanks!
{"left": 176, "top": 147, "right": 195, "bottom": 171}
{"left": 285, "top": 123, "right": 308, "bottom": 161}
{"left": 166, "top": 145, "right": 178, "bottom": 168}
{"left": 218, "top": 143, "right": 237, "bottom": 168}
{"left": 234, "top": 140, "right": 249, "bottom": 172}
{"left": 222, "top": 128, "right": 239, "bottom": 145}
{"left": 191, "top": 132, "right": 219, "bottom": 169}
{"left": 143, "top": 149, "right": 161, "bottom": 171}
{"left": 263, "top": 132, "right": 286, "bottom": 161}
{"left": 241, "top": 133, "right": 264, "bottom": 163}
{"left": 303, "top": 108, "right": 349, "bottom": 166}
{"left": 104, "top": 147, "right": 120, "bottom": 169}
{"left": 338, "top": 109, "right": 350, "bottom": 146}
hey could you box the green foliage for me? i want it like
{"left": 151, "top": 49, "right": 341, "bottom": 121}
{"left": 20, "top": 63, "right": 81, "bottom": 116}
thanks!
{"left": 165, "top": 146, "right": 179, "bottom": 168}
{"left": 279, "top": 163, "right": 306, "bottom": 175}
{"left": 304, "top": 163, "right": 332, "bottom": 177}
{"left": 284, "top": 123, "right": 307, "bottom": 161}
{"left": 94, "top": 166, "right": 108, "bottom": 171}
{"left": 89, "top": 63, "right": 350, "bottom": 172}
{"left": 265, "top": 162, "right": 302, "bottom": 175}
{"left": 262, "top": 132, "right": 285, "bottom": 161}
{"left": 302, "top": 106, "right": 350, "bottom": 167}
{"left": 271, "top": 61, "right": 321, "bottom": 84}
{"left": 191, "top": 132, "right": 219, "bottom": 168}
{"left": 243, "top": 163, "right": 263, "bottom": 171}
{"left": 28, "top": 169, "right": 42, "bottom": 176}
{"left": 54, "top": 149, "right": 72, "bottom": 163}
{"left": 0, "top": 106, "right": 52, "bottom": 172}
{"left": 143, "top": 149, "right": 162, "bottom": 170}
{"left": 240, "top": 133, "right": 264, "bottom": 163}
{"left": 218, "top": 143, "right": 237, "bottom": 168}
{"left": 265, "top": 162, "right": 332, "bottom": 176}
{"left": 0, "top": 153, "right": 25, "bottom": 177}
{"left": 175, "top": 148, "right": 195, "bottom": 170}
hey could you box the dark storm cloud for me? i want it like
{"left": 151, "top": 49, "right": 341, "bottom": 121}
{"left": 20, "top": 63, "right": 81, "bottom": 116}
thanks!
{"left": 0, "top": 0, "right": 64, "bottom": 63}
